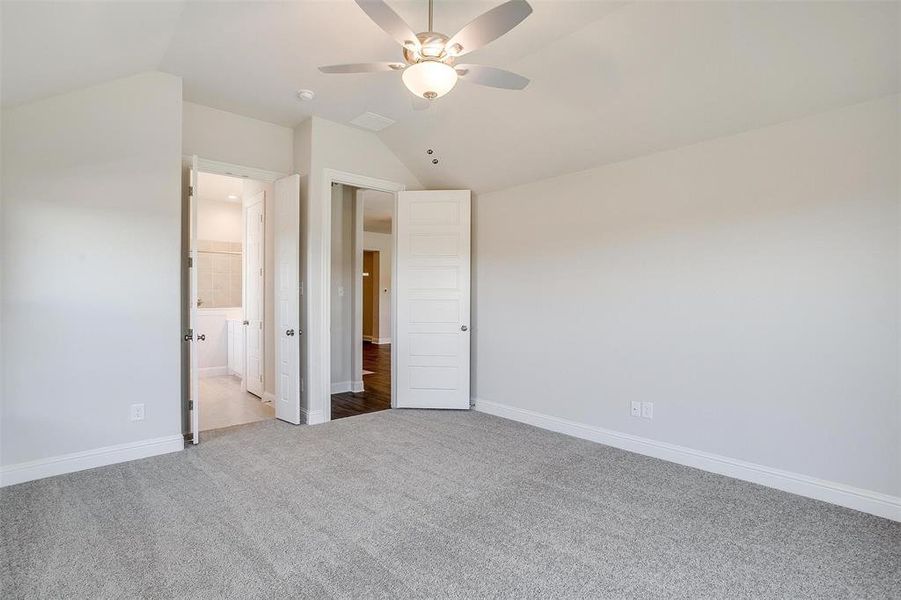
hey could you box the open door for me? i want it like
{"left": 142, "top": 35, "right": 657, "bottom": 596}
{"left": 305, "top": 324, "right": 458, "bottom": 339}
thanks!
{"left": 274, "top": 174, "right": 302, "bottom": 424}
{"left": 245, "top": 193, "right": 265, "bottom": 398}
{"left": 395, "top": 190, "right": 471, "bottom": 409}
{"left": 188, "top": 155, "right": 200, "bottom": 443}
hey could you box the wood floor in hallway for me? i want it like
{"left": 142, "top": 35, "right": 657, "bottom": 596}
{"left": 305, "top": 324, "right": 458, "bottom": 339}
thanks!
{"left": 331, "top": 342, "right": 391, "bottom": 420}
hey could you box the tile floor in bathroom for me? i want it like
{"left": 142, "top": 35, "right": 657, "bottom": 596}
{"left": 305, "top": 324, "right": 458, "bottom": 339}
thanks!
{"left": 199, "top": 375, "right": 274, "bottom": 431}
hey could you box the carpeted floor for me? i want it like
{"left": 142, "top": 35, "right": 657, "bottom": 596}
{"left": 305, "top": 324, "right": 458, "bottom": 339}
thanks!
{"left": 1, "top": 410, "right": 899, "bottom": 599}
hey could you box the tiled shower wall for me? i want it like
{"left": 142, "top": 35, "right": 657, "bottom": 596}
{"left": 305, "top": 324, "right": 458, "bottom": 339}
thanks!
{"left": 197, "top": 240, "right": 242, "bottom": 308}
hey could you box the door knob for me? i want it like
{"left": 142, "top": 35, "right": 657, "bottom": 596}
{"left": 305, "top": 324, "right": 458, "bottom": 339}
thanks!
{"left": 197, "top": 334, "right": 206, "bottom": 341}
{"left": 286, "top": 329, "right": 295, "bottom": 336}
{"left": 242, "top": 320, "right": 249, "bottom": 326}
{"left": 461, "top": 325, "right": 468, "bottom": 332}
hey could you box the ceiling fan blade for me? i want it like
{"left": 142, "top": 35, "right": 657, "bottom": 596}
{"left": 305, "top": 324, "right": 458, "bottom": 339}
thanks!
{"left": 455, "top": 64, "right": 529, "bottom": 90}
{"left": 445, "top": 0, "right": 533, "bottom": 57}
{"left": 319, "top": 62, "right": 405, "bottom": 74}
{"left": 354, "top": 0, "right": 421, "bottom": 50}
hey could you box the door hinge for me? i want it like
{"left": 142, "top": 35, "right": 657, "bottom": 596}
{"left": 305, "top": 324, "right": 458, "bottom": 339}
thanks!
{"left": 259, "top": 267, "right": 263, "bottom": 277}
{"left": 299, "top": 282, "right": 304, "bottom": 296}
{"left": 189, "top": 185, "right": 194, "bottom": 197}
{"left": 188, "top": 400, "right": 194, "bottom": 410}
{"left": 260, "top": 214, "right": 263, "bottom": 223}
{"left": 187, "top": 256, "right": 193, "bottom": 268}
{"left": 259, "top": 375, "right": 263, "bottom": 383}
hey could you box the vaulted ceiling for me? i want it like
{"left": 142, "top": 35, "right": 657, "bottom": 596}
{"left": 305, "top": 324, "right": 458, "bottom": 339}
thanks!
{"left": 3, "top": 1, "right": 898, "bottom": 193}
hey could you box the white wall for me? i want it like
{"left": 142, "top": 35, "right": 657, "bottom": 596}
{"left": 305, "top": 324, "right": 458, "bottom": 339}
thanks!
{"left": 474, "top": 96, "right": 900, "bottom": 499}
{"left": 182, "top": 101, "right": 293, "bottom": 174}
{"left": 196, "top": 308, "right": 242, "bottom": 372}
{"left": 195, "top": 198, "right": 242, "bottom": 374}
{"left": 363, "top": 231, "right": 392, "bottom": 343}
{"left": 300, "top": 116, "right": 420, "bottom": 422}
{"left": 1, "top": 72, "right": 183, "bottom": 467}
{"left": 197, "top": 198, "right": 242, "bottom": 242}
{"left": 330, "top": 184, "right": 356, "bottom": 389}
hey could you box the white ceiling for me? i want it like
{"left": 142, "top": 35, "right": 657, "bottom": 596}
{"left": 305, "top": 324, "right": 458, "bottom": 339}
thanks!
{"left": 0, "top": 1, "right": 187, "bottom": 107}
{"left": 381, "top": 1, "right": 901, "bottom": 192}
{"left": 3, "top": 1, "right": 898, "bottom": 193}
{"left": 197, "top": 172, "right": 244, "bottom": 204}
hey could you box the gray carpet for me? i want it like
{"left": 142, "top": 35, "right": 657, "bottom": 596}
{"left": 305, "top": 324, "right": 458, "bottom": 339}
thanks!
{"left": 1, "top": 410, "right": 899, "bottom": 599}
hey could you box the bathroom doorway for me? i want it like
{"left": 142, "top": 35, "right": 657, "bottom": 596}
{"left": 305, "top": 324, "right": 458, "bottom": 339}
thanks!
{"left": 191, "top": 170, "right": 275, "bottom": 432}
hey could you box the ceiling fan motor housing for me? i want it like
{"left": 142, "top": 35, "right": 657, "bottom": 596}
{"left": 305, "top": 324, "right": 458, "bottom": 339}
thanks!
{"left": 403, "top": 32, "right": 455, "bottom": 64}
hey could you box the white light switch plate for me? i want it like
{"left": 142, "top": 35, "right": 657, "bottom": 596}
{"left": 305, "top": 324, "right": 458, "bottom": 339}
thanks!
{"left": 641, "top": 401, "right": 654, "bottom": 419}
{"left": 630, "top": 401, "right": 641, "bottom": 417}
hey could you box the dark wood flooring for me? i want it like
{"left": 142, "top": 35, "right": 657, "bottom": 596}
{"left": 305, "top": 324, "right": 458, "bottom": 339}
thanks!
{"left": 331, "top": 342, "right": 391, "bottom": 420}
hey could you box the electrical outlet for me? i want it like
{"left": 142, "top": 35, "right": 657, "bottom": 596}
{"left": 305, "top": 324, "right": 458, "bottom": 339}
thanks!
{"left": 641, "top": 401, "right": 654, "bottom": 419}
{"left": 130, "top": 403, "right": 145, "bottom": 421}
{"left": 630, "top": 401, "right": 641, "bottom": 417}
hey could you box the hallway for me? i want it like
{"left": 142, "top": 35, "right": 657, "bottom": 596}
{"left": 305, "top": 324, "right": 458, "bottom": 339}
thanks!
{"left": 331, "top": 342, "right": 391, "bottom": 420}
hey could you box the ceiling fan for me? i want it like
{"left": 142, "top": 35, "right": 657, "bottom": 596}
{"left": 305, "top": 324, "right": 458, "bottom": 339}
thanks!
{"left": 319, "top": 0, "right": 532, "bottom": 102}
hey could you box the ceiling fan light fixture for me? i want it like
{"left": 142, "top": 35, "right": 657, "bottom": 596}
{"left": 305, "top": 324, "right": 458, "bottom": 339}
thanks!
{"left": 402, "top": 60, "right": 457, "bottom": 100}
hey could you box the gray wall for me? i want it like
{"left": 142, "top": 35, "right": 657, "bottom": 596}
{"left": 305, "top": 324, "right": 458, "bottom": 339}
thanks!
{"left": 473, "top": 96, "right": 900, "bottom": 496}
{"left": 1, "top": 72, "right": 183, "bottom": 465}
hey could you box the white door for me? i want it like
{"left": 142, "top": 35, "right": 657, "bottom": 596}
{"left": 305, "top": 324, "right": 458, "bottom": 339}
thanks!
{"left": 245, "top": 194, "right": 265, "bottom": 398}
{"left": 274, "top": 175, "right": 302, "bottom": 424}
{"left": 395, "top": 190, "right": 471, "bottom": 409}
{"left": 188, "top": 155, "right": 200, "bottom": 443}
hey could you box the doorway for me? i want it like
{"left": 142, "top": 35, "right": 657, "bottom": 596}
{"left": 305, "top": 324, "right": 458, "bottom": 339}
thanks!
{"left": 186, "top": 167, "right": 277, "bottom": 435}
{"left": 329, "top": 185, "right": 395, "bottom": 420}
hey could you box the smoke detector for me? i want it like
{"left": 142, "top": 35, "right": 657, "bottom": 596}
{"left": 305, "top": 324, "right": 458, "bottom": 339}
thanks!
{"left": 296, "top": 89, "right": 315, "bottom": 101}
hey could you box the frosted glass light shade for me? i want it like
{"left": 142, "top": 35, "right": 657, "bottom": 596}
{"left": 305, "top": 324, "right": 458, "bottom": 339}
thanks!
{"left": 402, "top": 61, "right": 458, "bottom": 100}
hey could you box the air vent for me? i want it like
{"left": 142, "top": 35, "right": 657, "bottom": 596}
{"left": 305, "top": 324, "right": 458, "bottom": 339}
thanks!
{"left": 350, "top": 112, "right": 395, "bottom": 132}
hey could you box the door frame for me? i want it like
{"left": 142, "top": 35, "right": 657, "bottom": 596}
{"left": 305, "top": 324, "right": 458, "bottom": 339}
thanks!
{"left": 318, "top": 169, "right": 404, "bottom": 424}
{"left": 181, "top": 156, "right": 287, "bottom": 440}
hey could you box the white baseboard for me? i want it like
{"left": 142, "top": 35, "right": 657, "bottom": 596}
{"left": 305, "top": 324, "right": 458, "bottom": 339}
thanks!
{"left": 262, "top": 392, "right": 276, "bottom": 404}
{"left": 331, "top": 381, "right": 365, "bottom": 394}
{"left": 199, "top": 366, "right": 228, "bottom": 378}
{"left": 0, "top": 435, "right": 185, "bottom": 487}
{"left": 331, "top": 381, "right": 351, "bottom": 394}
{"left": 474, "top": 398, "right": 901, "bottom": 522}
{"left": 302, "top": 407, "right": 326, "bottom": 425}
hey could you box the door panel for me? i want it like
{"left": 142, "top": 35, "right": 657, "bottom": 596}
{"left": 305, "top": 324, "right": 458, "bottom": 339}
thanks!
{"left": 395, "top": 190, "right": 471, "bottom": 410}
{"left": 245, "top": 195, "right": 264, "bottom": 397}
{"left": 274, "top": 175, "right": 301, "bottom": 424}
